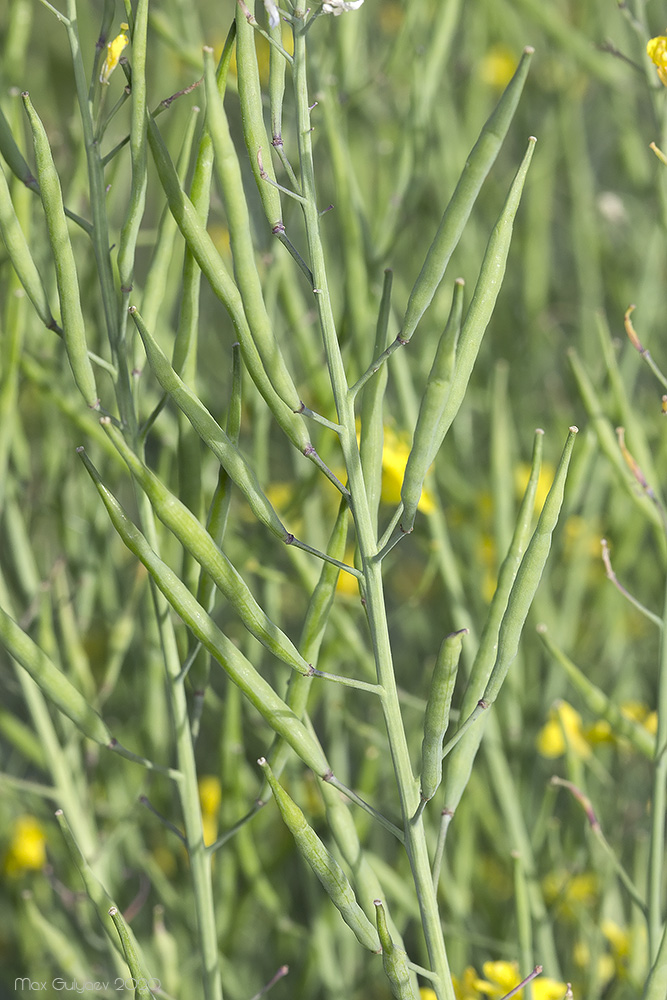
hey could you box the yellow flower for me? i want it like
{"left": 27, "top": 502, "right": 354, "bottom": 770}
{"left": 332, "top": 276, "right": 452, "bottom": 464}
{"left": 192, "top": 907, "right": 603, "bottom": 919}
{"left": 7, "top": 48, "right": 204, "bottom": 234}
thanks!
{"left": 335, "top": 545, "right": 360, "bottom": 597}
{"left": 543, "top": 870, "right": 598, "bottom": 920}
{"left": 480, "top": 45, "right": 518, "bottom": 89}
{"left": 4, "top": 816, "right": 47, "bottom": 875}
{"left": 474, "top": 960, "right": 567, "bottom": 999}
{"left": 198, "top": 775, "right": 222, "bottom": 816}
{"left": 536, "top": 701, "right": 591, "bottom": 759}
{"left": 381, "top": 426, "right": 435, "bottom": 513}
{"left": 452, "top": 968, "right": 480, "bottom": 1000}
{"left": 100, "top": 23, "right": 129, "bottom": 85}
{"left": 647, "top": 35, "right": 667, "bottom": 86}
{"left": 573, "top": 939, "right": 615, "bottom": 985}
{"left": 621, "top": 701, "right": 657, "bottom": 735}
{"left": 420, "top": 989, "right": 438, "bottom": 1000}
{"left": 601, "top": 918, "right": 630, "bottom": 961}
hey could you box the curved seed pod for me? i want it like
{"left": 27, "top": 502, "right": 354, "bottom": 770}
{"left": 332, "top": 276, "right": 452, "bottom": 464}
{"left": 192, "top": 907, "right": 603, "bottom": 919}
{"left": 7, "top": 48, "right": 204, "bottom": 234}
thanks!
{"left": 482, "top": 426, "right": 578, "bottom": 707}
{"left": 360, "top": 269, "right": 393, "bottom": 532}
{"left": 442, "top": 429, "right": 544, "bottom": 815}
{"left": 108, "top": 909, "right": 153, "bottom": 999}
{"left": 400, "top": 47, "right": 533, "bottom": 344}
{"left": 0, "top": 102, "right": 38, "bottom": 190}
{"left": 235, "top": 6, "right": 283, "bottom": 229}
{"left": 21, "top": 93, "right": 98, "bottom": 408}
{"left": 0, "top": 160, "right": 56, "bottom": 329}
{"left": 78, "top": 449, "right": 330, "bottom": 776}
{"left": 420, "top": 628, "right": 467, "bottom": 802}
{"left": 259, "top": 757, "right": 381, "bottom": 954}
{"left": 401, "top": 278, "right": 464, "bottom": 532}
{"left": 429, "top": 137, "right": 536, "bottom": 462}
{"left": 146, "top": 115, "right": 312, "bottom": 453}
{"left": 203, "top": 47, "right": 299, "bottom": 410}
{"left": 0, "top": 602, "right": 111, "bottom": 746}
{"left": 101, "top": 417, "right": 310, "bottom": 675}
{"left": 129, "top": 306, "right": 289, "bottom": 540}
{"left": 374, "top": 900, "right": 419, "bottom": 1000}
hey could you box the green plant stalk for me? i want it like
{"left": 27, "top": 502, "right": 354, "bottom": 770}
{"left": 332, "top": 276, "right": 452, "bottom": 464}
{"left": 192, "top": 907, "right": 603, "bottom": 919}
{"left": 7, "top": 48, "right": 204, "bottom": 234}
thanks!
{"left": 648, "top": 572, "right": 667, "bottom": 960}
{"left": 359, "top": 269, "right": 392, "bottom": 534}
{"left": 292, "top": 16, "right": 453, "bottom": 998}
{"left": 145, "top": 114, "right": 315, "bottom": 456}
{"left": 61, "top": 0, "right": 135, "bottom": 432}
{"left": 0, "top": 159, "right": 57, "bottom": 330}
{"left": 203, "top": 47, "right": 300, "bottom": 410}
{"left": 78, "top": 448, "right": 331, "bottom": 777}
{"left": 644, "top": 921, "right": 667, "bottom": 1000}
{"left": 568, "top": 347, "right": 665, "bottom": 547}
{"left": 21, "top": 92, "right": 98, "bottom": 408}
{"left": 0, "top": 162, "right": 29, "bottom": 512}
{"left": 442, "top": 428, "right": 543, "bottom": 815}
{"left": 235, "top": 6, "right": 283, "bottom": 229}
{"left": 425, "top": 138, "right": 536, "bottom": 473}
{"left": 375, "top": 899, "right": 419, "bottom": 1000}
{"left": 108, "top": 908, "right": 153, "bottom": 999}
{"left": 259, "top": 758, "right": 381, "bottom": 953}
{"left": 0, "top": 600, "right": 112, "bottom": 746}
{"left": 101, "top": 416, "right": 311, "bottom": 675}
{"left": 117, "top": 0, "right": 149, "bottom": 300}
{"left": 400, "top": 47, "right": 534, "bottom": 344}
{"left": 93, "top": 467, "right": 223, "bottom": 1000}
{"left": 401, "top": 277, "right": 464, "bottom": 532}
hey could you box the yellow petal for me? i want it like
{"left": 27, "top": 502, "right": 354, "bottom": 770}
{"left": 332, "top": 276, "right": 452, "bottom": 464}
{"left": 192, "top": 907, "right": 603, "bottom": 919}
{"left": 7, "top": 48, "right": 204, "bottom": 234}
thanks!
{"left": 100, "top": 23, "right": 129, "bottom": 85}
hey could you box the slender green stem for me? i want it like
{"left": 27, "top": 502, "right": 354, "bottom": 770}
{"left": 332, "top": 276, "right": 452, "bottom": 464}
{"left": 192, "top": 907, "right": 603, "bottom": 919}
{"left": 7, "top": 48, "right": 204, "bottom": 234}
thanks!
{"left": 648, "top": 573, "right": 667, "bottom": 959}
{"left": 292, "top": 16, "right": 454, "bottom": 998}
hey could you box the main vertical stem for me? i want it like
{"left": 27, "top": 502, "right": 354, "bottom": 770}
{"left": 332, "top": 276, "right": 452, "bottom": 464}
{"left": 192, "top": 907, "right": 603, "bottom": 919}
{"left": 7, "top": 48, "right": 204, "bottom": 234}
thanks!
{"left": 292, "top": 16, "right": 454, "bottom": 999}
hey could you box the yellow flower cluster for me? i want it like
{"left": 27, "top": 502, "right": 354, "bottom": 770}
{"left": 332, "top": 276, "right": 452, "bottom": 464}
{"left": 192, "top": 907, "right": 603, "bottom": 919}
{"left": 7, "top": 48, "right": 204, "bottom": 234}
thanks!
{"left": 420, "top": 961, "right": 567, "bottom": 1000}
{"left": 536, "top": 699, "right": 656, "bottom": 759}
{"left": 647, "top": 35, "right": 667, "bottom": 86}
{"left": 4, "top": 815, "right": 46, "bottom": 876}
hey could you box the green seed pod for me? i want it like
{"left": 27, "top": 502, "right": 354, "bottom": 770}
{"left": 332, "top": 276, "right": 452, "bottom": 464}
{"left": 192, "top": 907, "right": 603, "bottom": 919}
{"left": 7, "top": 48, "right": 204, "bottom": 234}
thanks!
{"left": 0, "top": 602, "right": 111, "bottom": 746}
{"left": 430, "top": 137, "right": 536, "bottom": 461}
{"left": 401, "top": 278, "right": 464, "bottom": 532}
{"left": 108, "top": 908, "right": 154, "bottom": 1000}
{"left": 146, "top": 114, "right": 312, "bottom": 453}
{"left": 129, "top": 306, "right": 289, "bottom": 541}
{"left": 259, "top": 757, "right": 381, "bottom": 954}
{"left": 0, "top": 159, "right": 56, "bottom": 329}
{"left": 78, "top": 448, "right": 330, "bottom": 776}
{"left": 420, "top": 628, "right": 467, "bottom": 802}
{"left": 21, "top": 92, "right": 98, "bottom": 409}
{"left": 203, "top": 47, "right": 299, "bottom": 410}
{"left": 442, "top": 428, "right": 544, "bottom": 816}
{"left": 400, "top": 47, "right": 533, "bottom": 344}
{"left": 235, "top": 7, "right": 283, "bottom": 229}
{"left": 483, "top": 426, "right": 578, "bottom": 706}
{"left": 0, "top": 101, "right": 38, "bottom": 190}
{"left": 360, "top": 269, "right": 393, "bottom": 532}
{"left": 101, "top": 417, "right": 310, "bottom": 675}
{"left": 374, "top": 900, "right": 419, "bottom": 1000}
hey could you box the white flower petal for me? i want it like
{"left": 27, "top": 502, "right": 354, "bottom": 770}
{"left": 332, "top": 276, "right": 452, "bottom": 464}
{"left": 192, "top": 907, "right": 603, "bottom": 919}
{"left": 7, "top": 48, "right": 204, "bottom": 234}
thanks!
{"left": 322, "top": 0, "right": 365, "bottom": 14}
{"left": 263, "top": 0, "right": 280, "bottom": 28}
